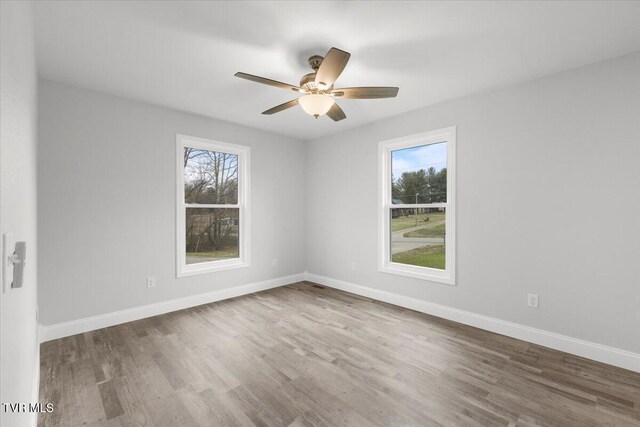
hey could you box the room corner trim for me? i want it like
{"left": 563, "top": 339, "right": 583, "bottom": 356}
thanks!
{"left": 39, "top": 273, "right": 306, "bottom": 343}
{"left": 304, "top": 272, "right": 640, "bottom": 373}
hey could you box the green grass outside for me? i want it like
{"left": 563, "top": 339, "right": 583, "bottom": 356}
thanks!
{"left": 392, "top": 212, "right": 445, "bottom": 232}
{"left": 187, "top": 247, "right": 239, "bottom": 258}
{"left": 392, "top": 245, "right": 445, "bottom": 270}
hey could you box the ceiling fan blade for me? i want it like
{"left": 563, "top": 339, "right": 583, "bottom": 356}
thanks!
{"left": 331, "top": 87, "right": 399, "bottom": 99}
{"left": 235, "top": 72, "right": 301, "bottom": 92}
{"left": 262, "top": 98, "right": 299, "bottom": 115}
{"left": 315, "top": 47, "right": 351, "bottom": 88}
{"left": 326, "top": 103, "right": 346, "bottom": 122}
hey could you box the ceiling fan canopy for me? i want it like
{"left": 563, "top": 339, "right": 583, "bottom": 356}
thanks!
{"left": 235, "top": 47, "right": 399, "bottom": 122}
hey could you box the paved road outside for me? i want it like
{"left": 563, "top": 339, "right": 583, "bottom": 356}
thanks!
{"left": 391, "top": 219, "right": 445, "bottom": 255}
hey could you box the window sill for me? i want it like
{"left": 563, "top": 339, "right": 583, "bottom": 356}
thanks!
{"left": 379, "top": 263, "right": 455, "bottom": 286}
{"left": 177, "top": 260, "right": 249, "bottom": 278}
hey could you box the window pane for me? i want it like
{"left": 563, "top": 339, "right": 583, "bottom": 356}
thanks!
{"left": 184, "top": 147, "right": 238, "bottom": 204}
{"left": 391, "top": 142, "right": 447, "bottom": 204}
{"left": 186, "top": 208, "right": 239, "bottom": 264}
{"left": 391, "top": 207, "right": 445, "bottom": 270}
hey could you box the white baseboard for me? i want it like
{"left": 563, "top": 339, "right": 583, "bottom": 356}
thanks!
{"left": 304, "top": 272, "right": 640, "bottom": 373}
{"left": 40, "top": 273, "right": 305, "bottom": 343}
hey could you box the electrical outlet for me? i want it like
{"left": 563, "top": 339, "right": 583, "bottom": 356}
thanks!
{"left": 146, "top": 276, "right": 156, "bottom": 288}
{"left": 351, "top": 262, "right": 356, "bottom": 272}
{"left": 527, "top": 293, "right": 539, "bottom": 308}
{"left": 272, "top": 258, "right": 278, "bottom": 267}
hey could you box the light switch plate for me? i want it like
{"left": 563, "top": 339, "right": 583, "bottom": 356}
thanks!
{"left": 3, "top": 232, "right": 15, "bottom": 293}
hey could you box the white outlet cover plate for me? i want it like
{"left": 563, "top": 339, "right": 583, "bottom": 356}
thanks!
{"left": 146, "top": 276, "right": 156, "bottom": 288}
{"left": 528, "top": 293, "right": 539, "bottom": 308}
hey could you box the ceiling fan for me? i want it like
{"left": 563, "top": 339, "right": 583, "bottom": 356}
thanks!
{"left": 235, "top": 47, "right": 399, "bottom": 122}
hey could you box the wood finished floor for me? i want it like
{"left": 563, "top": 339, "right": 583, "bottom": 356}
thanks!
{"left": 39, "top": 282, "right": 640, "bottom": 427}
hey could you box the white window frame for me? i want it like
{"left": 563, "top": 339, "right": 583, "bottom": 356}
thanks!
{"left": 176, "top": 134, "right": 251, "bottom": 278}
{"left": 378, "top": 126, "right": 456, "bottom": 285}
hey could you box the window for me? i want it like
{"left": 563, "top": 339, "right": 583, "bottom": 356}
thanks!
{"left": 379, "top": 127, "right": 456, "bottom": 285}
{"left": 176, "top": 134, "right": 250, "bottom": 277}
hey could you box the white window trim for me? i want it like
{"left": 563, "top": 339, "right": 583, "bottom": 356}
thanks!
{"left": 176, "top": 134, "right": 251, "bottom": 278}
{"left": 378, "top": 126, "right": 456, "bottom": 285}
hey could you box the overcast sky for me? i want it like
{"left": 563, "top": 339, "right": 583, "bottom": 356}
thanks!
{"left": 392, "top": 142, "right": 447, "bottom": 181}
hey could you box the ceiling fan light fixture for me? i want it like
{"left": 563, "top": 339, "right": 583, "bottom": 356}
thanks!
{"left": 298, "top": 94, "right": 335, "bottom": 118}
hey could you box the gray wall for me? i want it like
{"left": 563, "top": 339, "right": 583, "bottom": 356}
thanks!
{"left": 1, "top": 2, "right": 39, "bottom": 426}
{"left": 38, "top": 81, "right": 306, "bottom": 326}
{"left": 306, "top": 52, "right": 640, "bottom": 353}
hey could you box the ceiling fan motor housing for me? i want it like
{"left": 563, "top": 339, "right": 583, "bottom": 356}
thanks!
{"left": 300, "top": 55, "right": 333, "bottom": 92}
{"left": 300, "top": 72, "right": 318, "bottom": 91}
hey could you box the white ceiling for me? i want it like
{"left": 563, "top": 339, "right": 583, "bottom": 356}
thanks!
{"left": 34, "top": 1, "right": 640, "bottom": 140}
